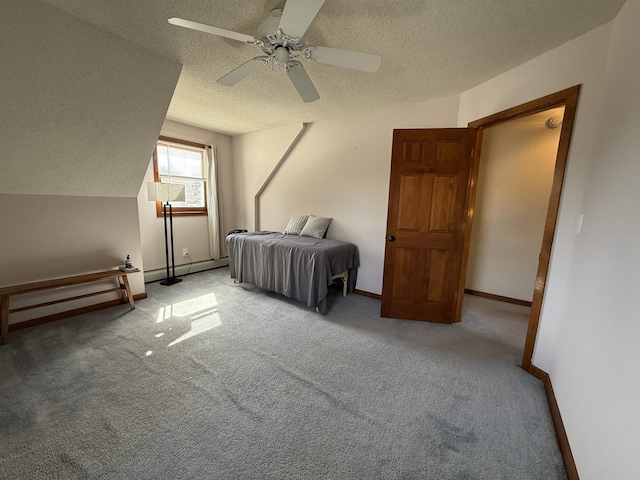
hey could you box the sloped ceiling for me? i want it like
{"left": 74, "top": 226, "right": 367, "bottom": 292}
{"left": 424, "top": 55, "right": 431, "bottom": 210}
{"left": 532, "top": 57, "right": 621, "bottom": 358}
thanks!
{"left": 39, "top": 0, "right": 625, "bottom": 135}
{"left": 0, "top": 0, "right": 182, "bottom": 197}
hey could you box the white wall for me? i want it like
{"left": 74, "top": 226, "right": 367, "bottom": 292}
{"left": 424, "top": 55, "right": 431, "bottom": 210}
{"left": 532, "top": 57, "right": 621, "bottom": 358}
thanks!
{"left": 458, "top": 23, "right": 612, "bottom": 372}
{"left": 136, "top": 120, "right": 234, "bottom": 272}
{"left": 460, "top": 1, "right": 640, "bottom": 477}
{"left": 546, "top": 0, "right": 640, "bottom": 476}
{"left": 231, "top": 123, "right": 309, "bottom": 231}
{"left": 466, "top": 109, "right": 562, "bottom": 301}
{"left": 231, "top": 95, "right": 461, "bottom": 294}
{"left": 0, "top": 194, "right": 145, "bottom": 324}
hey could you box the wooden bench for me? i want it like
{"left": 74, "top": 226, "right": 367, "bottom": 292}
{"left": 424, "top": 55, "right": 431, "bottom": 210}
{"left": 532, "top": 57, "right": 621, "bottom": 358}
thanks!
{"left": 0, "top": 269, "right": 139, "bottom": 345}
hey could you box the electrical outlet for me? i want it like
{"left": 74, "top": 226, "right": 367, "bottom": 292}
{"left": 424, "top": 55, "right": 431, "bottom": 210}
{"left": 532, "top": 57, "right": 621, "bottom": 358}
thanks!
{"left": 182, "top": 248, "right": 189, "bottom": 257}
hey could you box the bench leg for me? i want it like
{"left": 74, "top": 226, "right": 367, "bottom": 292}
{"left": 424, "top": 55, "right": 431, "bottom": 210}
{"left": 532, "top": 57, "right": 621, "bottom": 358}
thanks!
{"left": 1, "top": 294, "right": 9, "bottom": 345}
{"left": 120, "top": 275, "right": 136, "bottom": 310}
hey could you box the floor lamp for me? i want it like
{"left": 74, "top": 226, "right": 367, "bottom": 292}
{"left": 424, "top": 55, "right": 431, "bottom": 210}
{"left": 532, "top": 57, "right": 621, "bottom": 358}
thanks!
{"left": 147, "top": 182, "right": 186, "bottom": 286}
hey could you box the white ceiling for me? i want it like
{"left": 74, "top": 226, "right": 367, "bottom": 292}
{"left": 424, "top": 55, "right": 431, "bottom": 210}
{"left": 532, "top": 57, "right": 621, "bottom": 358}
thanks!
{"left": 41, "top": 0, "right": 625, "bottom": 136}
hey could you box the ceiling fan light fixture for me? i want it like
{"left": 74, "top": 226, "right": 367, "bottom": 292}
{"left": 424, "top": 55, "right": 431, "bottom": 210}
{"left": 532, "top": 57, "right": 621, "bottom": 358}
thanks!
{"left": 274, "top": 47, "right": 291, "bottom": 69}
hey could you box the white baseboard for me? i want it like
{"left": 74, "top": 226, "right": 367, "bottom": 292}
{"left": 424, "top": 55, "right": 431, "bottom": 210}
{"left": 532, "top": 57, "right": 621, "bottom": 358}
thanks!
{"left": 144, "top": 258, "right": 229, "bottom": 283}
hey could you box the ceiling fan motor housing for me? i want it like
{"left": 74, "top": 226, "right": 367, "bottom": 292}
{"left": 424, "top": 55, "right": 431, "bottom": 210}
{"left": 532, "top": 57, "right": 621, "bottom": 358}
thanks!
{"left": 256, "top": 7, "right": 307, "bottom": 63}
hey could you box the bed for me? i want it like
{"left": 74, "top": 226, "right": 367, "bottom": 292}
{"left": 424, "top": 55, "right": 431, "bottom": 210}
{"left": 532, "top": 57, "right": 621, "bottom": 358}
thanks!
{"left": 226, "top": 231, "right": 359, "bottom": 314}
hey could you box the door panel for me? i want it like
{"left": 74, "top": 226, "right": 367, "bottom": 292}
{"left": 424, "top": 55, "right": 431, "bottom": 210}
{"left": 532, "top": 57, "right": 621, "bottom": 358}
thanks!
{"left": 424, "top": 249, "right": 448, "bottom": 302}
{"left": 435, "top": 140, "right": 461, "bottom": 163}
{"left": 429, "top": 175, "right": 457, "bottom": 232}
{"left": 397, "top": 174, "right": 423, "bottom": 231}
{"left": 391, "top": 248, "right": 421, "bottom": 300}
{"left": 381, "top": 129, "right": 476, "bottom": 323}
{"left": 402, "top": 141, "right": 425, "bottom": 164}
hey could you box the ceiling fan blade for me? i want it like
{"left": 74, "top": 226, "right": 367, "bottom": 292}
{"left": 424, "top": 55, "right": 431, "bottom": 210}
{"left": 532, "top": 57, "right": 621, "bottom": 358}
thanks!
{"left": 309, "top": 46, "right": 382, "bottom": 73}
{"left": 278, "top": 0, "right": 325, "bottom": 38}
{"left": 168, "top": 17, "right": 256, "bottom": 43}
{"left": 287, "top": 62, "right": 320, "bottom": 103}
{"left": 217, "top": 57, "right": 269, "bottom": 86}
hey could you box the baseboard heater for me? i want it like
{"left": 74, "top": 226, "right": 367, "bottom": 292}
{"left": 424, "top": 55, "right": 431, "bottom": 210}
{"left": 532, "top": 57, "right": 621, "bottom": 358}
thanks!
{"left": 144, "top": 258, "right": 229, "bottom": 284}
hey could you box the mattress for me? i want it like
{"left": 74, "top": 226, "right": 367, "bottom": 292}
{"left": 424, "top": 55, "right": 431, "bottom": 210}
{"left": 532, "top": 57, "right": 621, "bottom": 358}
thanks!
{"left": 226, "top": 231, "right": 359, "bottom": 314}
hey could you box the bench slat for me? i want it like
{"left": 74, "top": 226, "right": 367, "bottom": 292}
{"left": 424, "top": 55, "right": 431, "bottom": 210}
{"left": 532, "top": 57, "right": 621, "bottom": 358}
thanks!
{"left": 0, "top": 269, "right": 136, "bottom": 296}
{"left": 9, "top": 287, "right": 124, "bottom": 313}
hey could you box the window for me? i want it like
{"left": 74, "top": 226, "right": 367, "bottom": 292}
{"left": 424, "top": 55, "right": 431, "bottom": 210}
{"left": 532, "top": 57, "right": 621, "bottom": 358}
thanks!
{"left": 153, "top": 136, "right": 207, "bottom": 216}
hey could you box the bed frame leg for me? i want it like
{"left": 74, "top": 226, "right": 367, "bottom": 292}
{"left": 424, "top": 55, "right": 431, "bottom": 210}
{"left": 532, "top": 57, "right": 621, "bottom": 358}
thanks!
{"left": 331, "top": 270, "right": 349, "bottom": 298}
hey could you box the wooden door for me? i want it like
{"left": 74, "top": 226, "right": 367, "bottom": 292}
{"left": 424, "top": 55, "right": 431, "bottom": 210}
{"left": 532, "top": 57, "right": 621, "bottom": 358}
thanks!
{"left": 381, "top": 129, "right": 476, "bottom": 323}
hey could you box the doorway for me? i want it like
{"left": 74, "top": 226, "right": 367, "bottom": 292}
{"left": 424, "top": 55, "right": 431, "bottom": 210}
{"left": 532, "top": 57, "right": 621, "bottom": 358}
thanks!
{"left": 466, "top": 107, "right": 565, "bottom": 294}
{"left": 462, "top": 106, "right": 565, "bottom": 370}
{"left": 464, "top": 85, "right": 581, "bottom": 370}
{"left": 379, "top": 86, "right": 580, "bottom": 370}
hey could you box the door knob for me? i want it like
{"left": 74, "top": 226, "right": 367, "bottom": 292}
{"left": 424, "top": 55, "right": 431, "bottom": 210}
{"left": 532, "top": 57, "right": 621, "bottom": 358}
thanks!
{"left": 388, "top": 235, "right": 395, "bottom": 242}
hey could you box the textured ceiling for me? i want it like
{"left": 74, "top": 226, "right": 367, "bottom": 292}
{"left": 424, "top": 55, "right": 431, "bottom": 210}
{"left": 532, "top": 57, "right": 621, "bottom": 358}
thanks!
{"left": 41, "top": 0, "right": 625, "bottom": 136}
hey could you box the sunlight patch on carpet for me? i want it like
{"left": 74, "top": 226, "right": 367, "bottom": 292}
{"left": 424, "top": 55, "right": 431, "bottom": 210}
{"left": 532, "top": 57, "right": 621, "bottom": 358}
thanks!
{"left": 154, "top": 292, "right": 223, "bottom": 347}
{"left": 156, "top": 293, "right": 219, "bottom": 323}
{"left": 167, "top": 312, "right": 221, "bottom": 347}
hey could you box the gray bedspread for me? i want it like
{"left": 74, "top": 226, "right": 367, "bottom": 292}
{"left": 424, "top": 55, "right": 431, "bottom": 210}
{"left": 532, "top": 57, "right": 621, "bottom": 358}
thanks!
{"left": 226, "top": 232, "right": 359, "bottom": 314}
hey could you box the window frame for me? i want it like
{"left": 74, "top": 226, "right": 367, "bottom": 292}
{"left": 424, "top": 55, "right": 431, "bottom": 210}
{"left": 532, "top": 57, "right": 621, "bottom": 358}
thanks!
{"left": 152, "top": 135, "right": 208, "bottom": 217}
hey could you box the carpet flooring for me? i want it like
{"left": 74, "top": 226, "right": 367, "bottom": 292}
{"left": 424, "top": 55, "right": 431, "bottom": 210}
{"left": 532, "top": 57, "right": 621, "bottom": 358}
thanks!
{"left": 0, "top": 267, "right": 566, "bottom": 479}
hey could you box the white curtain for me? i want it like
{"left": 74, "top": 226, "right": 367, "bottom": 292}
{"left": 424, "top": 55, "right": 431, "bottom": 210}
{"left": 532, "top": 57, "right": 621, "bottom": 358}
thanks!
{"left": 206, "top": 145, "right": 226, "bottom": 259}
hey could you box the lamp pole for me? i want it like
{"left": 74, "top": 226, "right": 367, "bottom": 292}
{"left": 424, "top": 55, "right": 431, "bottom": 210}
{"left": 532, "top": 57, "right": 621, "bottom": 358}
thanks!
{"left": 160, "top": 200, "right": 182, "bottom": 286}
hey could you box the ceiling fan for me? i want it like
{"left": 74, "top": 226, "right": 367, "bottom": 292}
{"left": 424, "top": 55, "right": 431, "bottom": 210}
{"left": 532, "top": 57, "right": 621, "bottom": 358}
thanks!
{"left": 168, "top": 0, "right": 382, "bottom": 103}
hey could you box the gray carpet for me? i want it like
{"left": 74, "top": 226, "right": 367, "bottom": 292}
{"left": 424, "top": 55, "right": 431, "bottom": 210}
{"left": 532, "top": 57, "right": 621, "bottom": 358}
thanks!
{"left": 0, "top": 267, "right": 566, "bottom": 479}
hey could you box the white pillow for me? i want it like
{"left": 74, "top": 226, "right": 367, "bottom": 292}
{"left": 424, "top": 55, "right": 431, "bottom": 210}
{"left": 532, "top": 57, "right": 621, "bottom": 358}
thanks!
{"left": 283, "top": 215, "right": 309, "bottom": 235}
{"left": 299, "top": 215, "right": 332, "bottom": 238}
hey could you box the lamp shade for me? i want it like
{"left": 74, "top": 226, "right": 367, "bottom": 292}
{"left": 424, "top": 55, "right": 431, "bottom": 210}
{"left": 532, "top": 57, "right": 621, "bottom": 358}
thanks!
{"left": 147, "top": 182, "right": 185, "bottom": 203}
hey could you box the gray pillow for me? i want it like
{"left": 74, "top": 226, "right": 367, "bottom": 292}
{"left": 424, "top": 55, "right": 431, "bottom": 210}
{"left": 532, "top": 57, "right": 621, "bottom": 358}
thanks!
{"left": 283, "top": 215, "right": 309, "bottom": 235}
{"left": 299, "top": 215, "right": 332, "bottom": 238}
